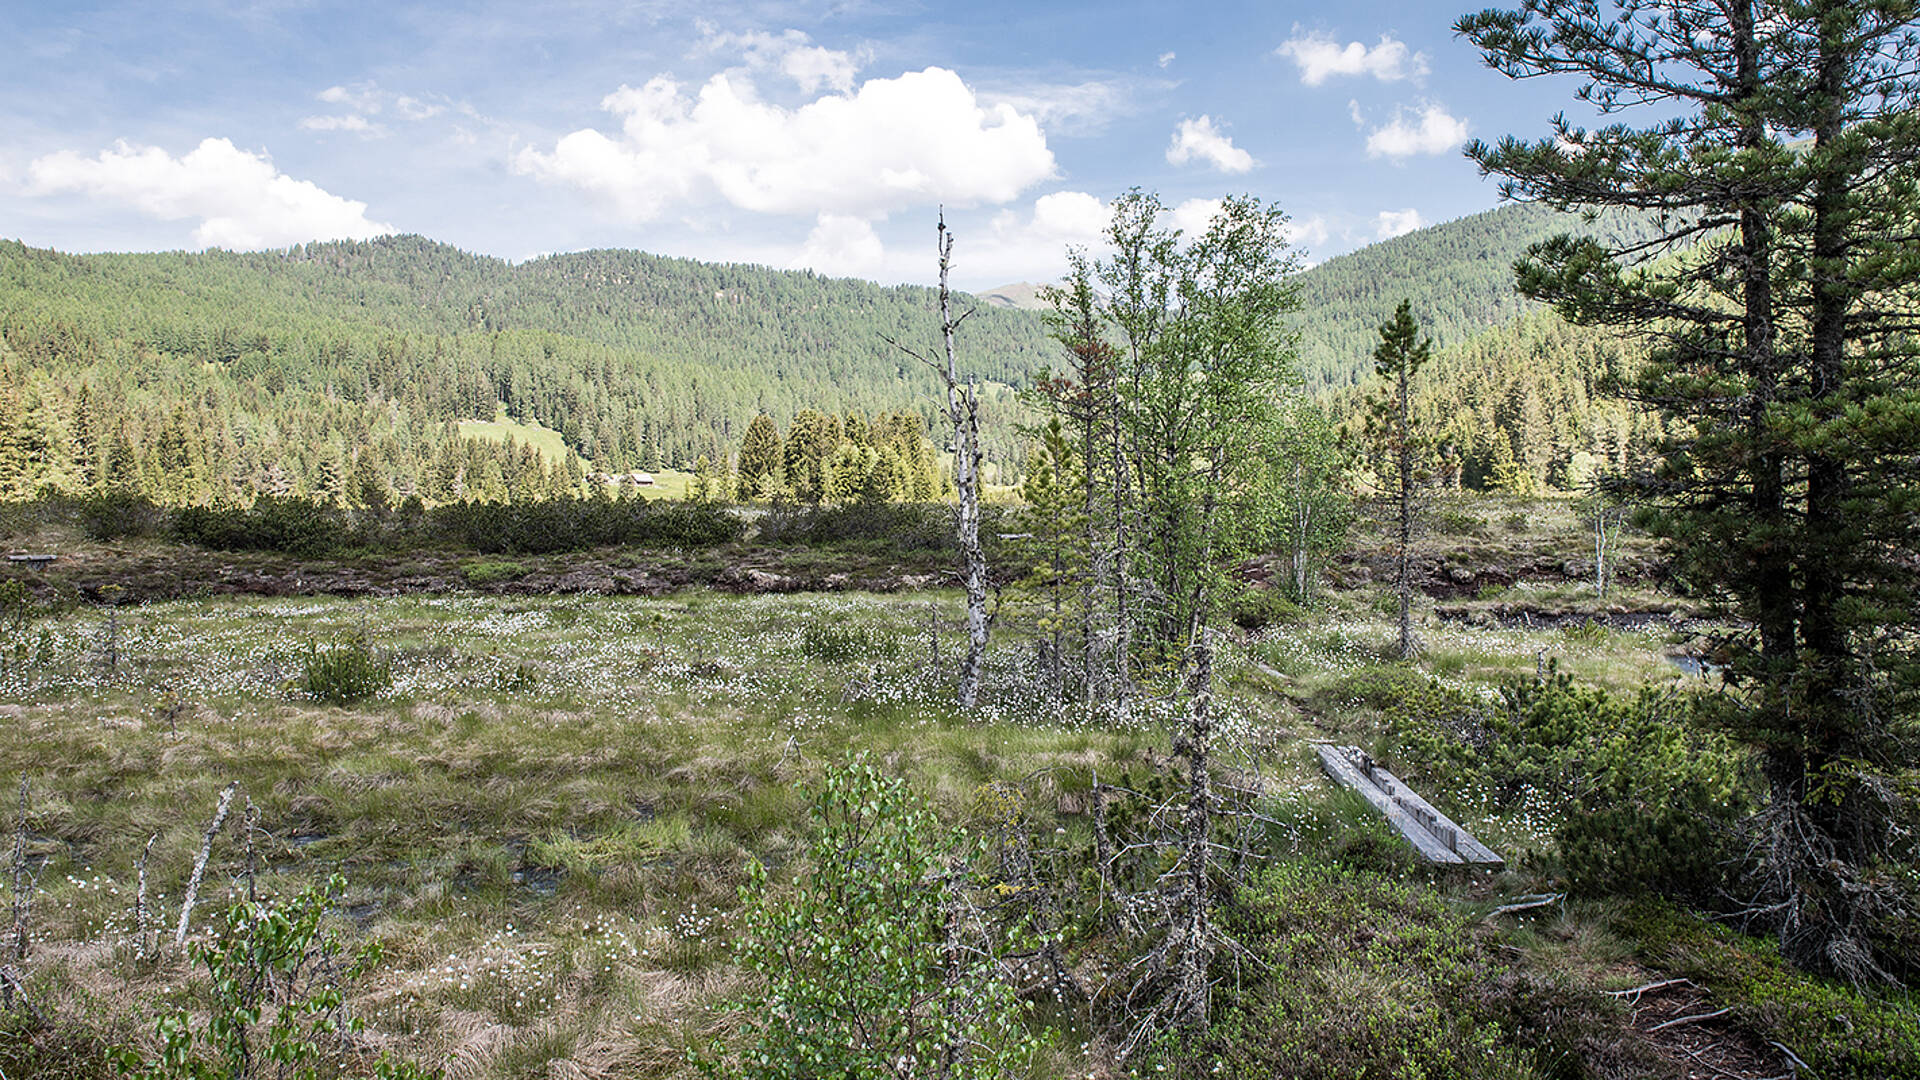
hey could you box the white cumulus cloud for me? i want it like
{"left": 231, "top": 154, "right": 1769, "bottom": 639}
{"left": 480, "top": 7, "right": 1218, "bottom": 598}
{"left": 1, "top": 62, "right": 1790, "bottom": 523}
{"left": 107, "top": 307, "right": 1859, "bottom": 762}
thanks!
{"left": 699, "top": 27, "right": 864, "bottom": 94}
{"left": 25, "top": 137, "right": 395, "bottom": 249}
{"left": 1286, "top": 214, "right": 1331, "bottom": 250}
{"left": 793, "top": 212, "right": 886, "bottom": 277}
{"left": 1277, "top": 30, "right": 1429, "bottom": 85}
{"left": 1365, "top": 103, "right": 1468, "bottom": 159}
{"left": 1165, "top": 116, "right": 1253, "bottom": 174}
{"left": 1157, "top": 51, "right": 1176, "bottom": 69}
{"left": 1375, "top": 208, "right": 1424, "bottom": 239}
{"left": 513, "top": 67, "right": 1057, "bottom": 223}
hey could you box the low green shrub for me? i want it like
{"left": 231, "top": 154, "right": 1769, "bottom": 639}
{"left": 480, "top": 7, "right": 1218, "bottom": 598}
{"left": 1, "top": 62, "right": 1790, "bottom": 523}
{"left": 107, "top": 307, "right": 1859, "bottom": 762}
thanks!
{"left": 1434, "top": 508, "right": 1488, "bottom": 538}
{"left": 1231, "top": 585, "right": 1303, "bottom": 631}
{"left": 1559, "top": 619, "right": 1607, "bottom": 647}
{"left": 1618, "top": 901, "right": 1920, "bottom": 1080}
{"left": 757, "top": 500, "right": 952, "bottom": 550}
{"left": 798, "top": 622, "right": 898, "bottom": 662}
{"left": 77, "top": 492, "right": 169, "bottom": 541}
{"left": 298, "top": 638, "right": 392, "bottom": 705}
{"left": 1192, "top": 861, "right": 1537, "bottom": 1080}
{"left": 460, "top": 559, "right": 527, "bottom": 587}
{"left": 429, "top": 498, "right": 741, "bottom": 554}
{"left": 173, "top": 496, "right": 346, "bottom": 557}
{"left": 1385, "top": 670, "right": 1752, "bottom": 900}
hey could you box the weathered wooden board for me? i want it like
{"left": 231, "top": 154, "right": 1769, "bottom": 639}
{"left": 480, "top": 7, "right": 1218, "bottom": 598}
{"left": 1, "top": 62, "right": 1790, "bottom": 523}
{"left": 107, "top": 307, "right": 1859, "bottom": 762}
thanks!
{"left": 1314, "top": 743, "right": 1503, "bottom": 867}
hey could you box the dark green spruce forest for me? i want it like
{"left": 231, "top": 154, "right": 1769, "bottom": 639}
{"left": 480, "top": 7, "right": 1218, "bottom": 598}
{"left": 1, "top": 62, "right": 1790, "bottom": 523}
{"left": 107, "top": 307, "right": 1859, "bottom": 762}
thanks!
{"left": 0, "top": 200, "right": 1662, "bottom": 507}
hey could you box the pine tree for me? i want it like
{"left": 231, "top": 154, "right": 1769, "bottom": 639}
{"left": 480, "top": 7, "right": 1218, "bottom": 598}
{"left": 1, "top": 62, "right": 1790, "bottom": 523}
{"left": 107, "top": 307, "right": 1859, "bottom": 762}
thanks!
{"left": 1462, "top": 0, "right": 1920, "bottom": 982}
{"left": 1014, "top": 418, "right": 1088, "bottom": 701}
{"left": 1364, "top": 300, "right": 1432, "bottom": 660}
{"left": 736, "top": 413, "right": 782, "bottom": 501}
{"left": 69, "top": 383, "right": 99, "bottom": 491}
{"left": 102, "top": 421, "right": 138, "bottom": 493}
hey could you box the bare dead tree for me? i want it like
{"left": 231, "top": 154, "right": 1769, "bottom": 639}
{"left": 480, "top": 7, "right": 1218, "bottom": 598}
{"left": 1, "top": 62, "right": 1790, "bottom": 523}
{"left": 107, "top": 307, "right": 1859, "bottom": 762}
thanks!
{"left": 1172, "top": 633, "right": 1215, "bottom": 1035}
{"left": 176, "top": 781, "right": 238, "bottom": 949}
{"left": 241, "top": 796, "right": 261, "bottom": 903}
{"left": 1582, "top": 494, "right": 1628, "bottom": 599}
{"left": 135, "top": 832, "right": 157, "bottom": 960}
{"left": 884, "top": 211, "right": 990, "bottom": 709}
{"left": 8, "top": 776, "right": 32, "bottom": 964}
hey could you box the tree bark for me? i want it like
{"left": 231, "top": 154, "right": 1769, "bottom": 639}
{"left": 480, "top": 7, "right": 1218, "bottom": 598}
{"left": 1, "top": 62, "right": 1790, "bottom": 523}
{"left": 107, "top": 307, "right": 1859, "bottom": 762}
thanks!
{"left": 936, "top": 216, "right": 990, "bottom": 710}
{"left": 1396, "top": 363, "right": 1418, "bottom": 659}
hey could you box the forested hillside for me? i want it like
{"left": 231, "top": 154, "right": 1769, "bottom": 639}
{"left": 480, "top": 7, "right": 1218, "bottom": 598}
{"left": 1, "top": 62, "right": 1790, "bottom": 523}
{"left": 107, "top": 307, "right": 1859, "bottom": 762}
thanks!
{"left": 1290, "top": 202, "right": 1663, "bottom": 389}
{"left": 0, "top": 200, "right": 1666, "bottom": 504}
{"left": 1329, "top": 306, "right": 1668, "bottom": 493}
{"left": 0, "top": 236, "right": 1052, "bottom": 501}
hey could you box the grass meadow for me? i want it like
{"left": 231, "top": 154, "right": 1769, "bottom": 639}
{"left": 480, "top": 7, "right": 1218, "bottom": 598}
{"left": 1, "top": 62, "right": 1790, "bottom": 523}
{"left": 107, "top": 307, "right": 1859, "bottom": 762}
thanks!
{"left": 1, "top": 586, "right": 1909, "bottom": 1078}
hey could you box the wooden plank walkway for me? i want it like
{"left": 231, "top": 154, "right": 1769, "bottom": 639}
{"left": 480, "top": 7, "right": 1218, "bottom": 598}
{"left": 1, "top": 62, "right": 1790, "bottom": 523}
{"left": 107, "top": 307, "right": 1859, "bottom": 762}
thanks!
{"left": 1314, "top": 743, "right": 1503, "bottom": 867}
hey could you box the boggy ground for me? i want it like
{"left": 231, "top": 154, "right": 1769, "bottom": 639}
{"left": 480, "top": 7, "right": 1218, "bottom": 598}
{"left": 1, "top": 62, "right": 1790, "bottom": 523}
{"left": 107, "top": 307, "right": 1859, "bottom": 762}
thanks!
{"left": 2, "top": 582, "right": 1909, "bottom": 1079}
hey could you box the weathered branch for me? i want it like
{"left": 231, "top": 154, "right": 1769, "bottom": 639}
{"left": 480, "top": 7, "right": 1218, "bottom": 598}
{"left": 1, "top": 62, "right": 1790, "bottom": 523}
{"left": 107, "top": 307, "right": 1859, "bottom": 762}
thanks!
{"left": 176, "top": 781, "right": 238, "bottom": 948}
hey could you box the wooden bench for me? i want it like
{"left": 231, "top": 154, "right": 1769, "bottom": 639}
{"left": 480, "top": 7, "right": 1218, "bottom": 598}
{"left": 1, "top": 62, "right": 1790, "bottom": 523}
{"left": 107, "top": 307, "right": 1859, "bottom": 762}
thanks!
{"left": 1314, "top": 743, "right": 1503, "bottom": 867}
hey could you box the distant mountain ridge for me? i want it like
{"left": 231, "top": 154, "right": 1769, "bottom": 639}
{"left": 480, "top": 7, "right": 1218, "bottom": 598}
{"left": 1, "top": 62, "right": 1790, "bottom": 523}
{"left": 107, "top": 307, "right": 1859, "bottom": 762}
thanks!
{"left": 976, "top": 282, "right": 1050, "bottom": 312}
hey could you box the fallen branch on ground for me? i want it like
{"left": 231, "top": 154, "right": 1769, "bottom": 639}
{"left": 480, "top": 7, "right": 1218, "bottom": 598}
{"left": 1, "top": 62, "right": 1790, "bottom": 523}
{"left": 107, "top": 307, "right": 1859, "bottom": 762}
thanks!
{"left": 1604, "top": 977, "right": 1692, "bottom": 999}
{"left": 1647, "top": 1006, "right": 1730, "bottom": 1032}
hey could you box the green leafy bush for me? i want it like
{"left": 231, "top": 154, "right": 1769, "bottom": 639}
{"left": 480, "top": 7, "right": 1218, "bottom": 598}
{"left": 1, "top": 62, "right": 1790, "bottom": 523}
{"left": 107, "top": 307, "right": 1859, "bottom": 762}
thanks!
{"left": 78, "top": 492, "right": 169, "bottom": 541}
{"left": 460, "top": 559, "right": 527, "bottom": 587}
{"left": 1231, "top": 585, "right": 1303, "bottom": 631}
{"left": 116, "top": 875, "right": 433, "bottom": 1080}
{"left": 700, "top": 758, "right": 1041, "bottom": 1079}
{"left": 298, "top": 638, "right": 392, "bottom": 705}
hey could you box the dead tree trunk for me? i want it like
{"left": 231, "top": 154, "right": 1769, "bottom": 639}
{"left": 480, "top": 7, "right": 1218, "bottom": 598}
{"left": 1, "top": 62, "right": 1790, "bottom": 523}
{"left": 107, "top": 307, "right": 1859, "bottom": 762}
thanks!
{"left": 8, "top": 777, "right": 30, "bottom": 963}
{"left": 135, "top": 832, "right": 157, "bottom": 960}
{"left": 176, "top": 781, "right": 237, "bottom": 948}
{"left": 936, "top": 215, "right": 990, "bottom": 710}
{"left": 1174, "top": 628, "right": 1214, "bottom": 1036}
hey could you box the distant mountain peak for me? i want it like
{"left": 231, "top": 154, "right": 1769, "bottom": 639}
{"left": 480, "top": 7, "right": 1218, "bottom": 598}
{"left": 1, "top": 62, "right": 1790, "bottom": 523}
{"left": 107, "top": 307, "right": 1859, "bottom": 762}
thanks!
{"left": 974, "top": 282, "right": 1051, "bottom": 311}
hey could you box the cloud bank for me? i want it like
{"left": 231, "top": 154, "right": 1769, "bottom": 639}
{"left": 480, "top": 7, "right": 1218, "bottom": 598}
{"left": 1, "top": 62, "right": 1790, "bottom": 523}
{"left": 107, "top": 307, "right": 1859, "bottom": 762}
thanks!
{"left": 26, "top": 137, "right": 395, "bottom": 249}
{"left": 514, "top": 67, "right": 1057, "bottom": 222}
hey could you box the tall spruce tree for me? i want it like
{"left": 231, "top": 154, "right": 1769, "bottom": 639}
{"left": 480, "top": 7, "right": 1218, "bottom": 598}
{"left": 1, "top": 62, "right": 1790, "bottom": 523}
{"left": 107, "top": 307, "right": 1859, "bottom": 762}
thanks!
{"left": 736, "top": 413, "right": 782, "bottom": 500}
{"left": 1365, "top": 300, "right": 1433, "bottom": 660}
{"left": 1462, "top": 0, "right": 1920, "bottom": 983}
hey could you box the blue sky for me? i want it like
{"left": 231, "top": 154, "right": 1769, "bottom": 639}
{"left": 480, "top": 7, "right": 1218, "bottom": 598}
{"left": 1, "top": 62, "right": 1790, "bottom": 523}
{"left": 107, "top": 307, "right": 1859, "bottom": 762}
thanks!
{"left": 1, "top": 0, "right": 1584, "bottom": 289}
